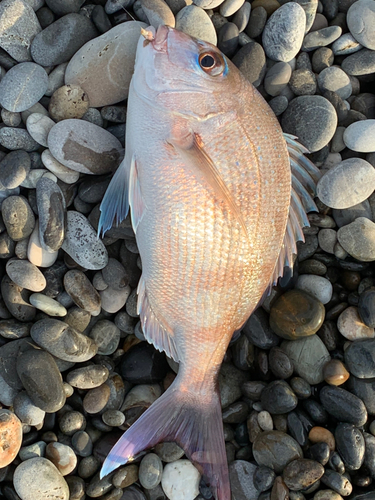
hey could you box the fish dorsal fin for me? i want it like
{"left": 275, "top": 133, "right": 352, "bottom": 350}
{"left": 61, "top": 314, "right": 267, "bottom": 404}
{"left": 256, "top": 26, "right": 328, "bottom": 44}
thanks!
{"left": 268, "top": 134, "right": 321, "bottom": 289}
{"left": 137, "top": 275, "right": 180, "bottom": 362}
{"left": 129, "top": 156, "right": 146, "bottom": 234}
{"left": 168, "top": 132, "right": 248, "bottom": 237}
{"left": 98, "top": 156, "right": 130, "bottom": 237}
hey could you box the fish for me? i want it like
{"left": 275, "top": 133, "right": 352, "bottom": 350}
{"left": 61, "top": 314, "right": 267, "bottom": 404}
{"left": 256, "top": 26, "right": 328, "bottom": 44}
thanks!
{"left": 98, "top": 25, "right": 320, "bottom": 500}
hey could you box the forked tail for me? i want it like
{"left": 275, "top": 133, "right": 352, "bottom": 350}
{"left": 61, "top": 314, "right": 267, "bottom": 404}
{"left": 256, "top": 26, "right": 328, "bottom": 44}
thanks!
{"left": 100, "top": 378, "right": 230, "bottom": 500}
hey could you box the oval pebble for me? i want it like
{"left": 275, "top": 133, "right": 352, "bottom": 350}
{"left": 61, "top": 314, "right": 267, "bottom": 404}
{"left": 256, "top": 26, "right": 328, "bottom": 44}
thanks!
{"left": 139, "top": 453, "right": 163, "bottom": 489}
{"left": 6, "top": 259, "right": 46, "bottom": 292}
{"left": 140, "top": 0, "right": 175, "bottom": 28}
{"left": 320, "top": 385, "right": 368, "bottom": 426}
{"left": 14, "top": 457, "right": 69, "bottom": 500}
{"left": 29, "top": 293, "right": 67, "bottom": 317}
{"left": 253, "top": 431, "right": 303, "bottom": 473}
{"left": 296, "top": 275, "right": 333, "bottom": 304}
{"left": 46, "top": 442, "right": 77, "bottom": 475}
{"left": 341, "top": 48, "right": 375, "bottom": 76}
{"left": 28, "top": 221, "right": 59, "bottom": 268}
{"left": 337, "top": 217, "right": 375, "bottom": 261}
{"left": 343, "top": 119, "right": 375, "bottom": 153}
{"left": 0, "top": 409, "right": 22, "bottom": 468}
{"left": 48, "top": 119, "right": 123, "bottom": 175}
{"left": 317, "top": 66, "right": 352, "bottom": 100}
{"left": 283, "top": 459, "right": 324, "bottom": 490}
{"left": 0, "top": 127, "right": 40, "bottom": 152}
{"left": 332, "top": 33, "right": 362, "bottom": 56}
{"left": 13, "top": 391, "right": 45, "bottom": 426}
{"left": 64, "top": 269, "right": 101, "bottom": 314}
{"left": 66, "top": 365, "right": 109, "bottom": 389}
{"left": 0, "top": 150, "right": 31, "bottom": 189}
{"left": 175, "top": 5, "right": 217, "bottom": 45}
{"left": 2, "top": 195, "right": 35, "bottom": 241}
{"left": 161, "top": 460, "right": 200, "bottom": 500}
{"left": 317, "top": 159, "right": 375, "bottom": 209}
{"left": 36, "top": 177, "right": 66, "bottom": 253}
{"left": 344, "top": 338, "right": 375, "bottom": 378}
{"left": 26, "top": 113, "right": 55, "bottom": 147}
{"left": 41, "top": 149, "right": 80, "bottom": 184}
{"left": 302, "top": 26, "right": 342, "bottom": 51}
{"left": 337, "top": 306, "right": 375, "bottom": 340}
{"left": 347, "top": 0, "right": 375, "bottom": 50}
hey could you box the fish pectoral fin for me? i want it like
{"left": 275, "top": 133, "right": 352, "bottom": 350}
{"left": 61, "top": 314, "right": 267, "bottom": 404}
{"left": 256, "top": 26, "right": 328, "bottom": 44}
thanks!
{"left": 98, "top": 156, "right": 131, "bottom": 237}
{"left": 168, "top": 132, "right": 248, "bottom": 236}
{"left": 129, "top": 155, "right": 146, "bottom": 234}
{"left": 137, "top": 275, "right": 180, "bottom": 362}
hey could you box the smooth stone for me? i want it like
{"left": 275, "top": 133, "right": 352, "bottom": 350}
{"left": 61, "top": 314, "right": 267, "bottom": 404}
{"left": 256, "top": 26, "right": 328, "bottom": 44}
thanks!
{"left": 161, "top": 460, "right": 200, "bottom": 500}
{"left": 19, "top": 440, "right": 47, "bottom": 460}
{"left": 27, "top": 221, "right": 59, "bottom": 268}
{"left": 31, "top": 318, "right": 98, "bottom": 362}
{"left": 1, "top": 275, "right": 36, "bottom": 322}
{"left": 289, "top": 68, "right": 317, "bottom": 95}
{"left": 283, "top": 459, "right": 324, "bottom": 490}
{"left": 282, "top": 96, "right": 337, "bottom": 152}
{"left": 13, "top": 391, "right": 45, "bottom": 426}
{"left": 112, "top": 464, "right": 139, "bottom": 488}
{"left": 48, "top": 119, "right": 123, "bottom": 175}
{"left": 120, "top": 342, "right": 169, "bottom": 384}
{"left": 29, "top": 293, "right": 67, "bottom": 317}
{"left": 323, "top": 359, "right": 350, "bottom": 386}
{"left": 243, "top": 308, "right": 279, "bottom": 349}
{"left": 320, "top": 470, "right": 352, "bottom": 496}
{"left": 335, "top": 423, "right": 365, "bottom": 471}
{"left": 296, "top": 275, "right": 333, "bottom": 304}
{"left": 0, "top": 409, "right": 22, "bottom": 468}
{"left": 253, "top": 431, "right": 303, "bottom": 474}
{"left": 302, "top": 26, "right": 342, "bottom": 51}
{"left": 264, "top": 62, "right": 292, "bottom": 97}
{"left": 262, "top": 3, "right": 306, "bottom": 62}
{"left": 220, "top": 0, "right": 245, "bottom": 17}
{"left": 100, "top": 284, "right": 131, "bottom": 313}
{"left": 46, "top": 442, "right": 77, "bottom": 475}
{"left": 363, "top": 432, "right": 375, "bottom": 479}
{"left": 0, "top": 126, "right": 40, "bottom": 152}
{"left": 250, "top": 0, "right": 279, "bottom": 15}
{"left": 6, "top": 259, "right": 46, "bottom": 292}
{"left": 102, "top": 409, "right": 126, "bottom": 427}
{"left": 45, "top": 62, "right": 68, "bottom": 97}
{"left": 269, "top": 347, "right": 294, "bottom": 379}
{"left": 317, "top": 159, "right": 375, "bottom": 209}
{"left": 41, "top": 149, "right": 80, "bottom": 184}
{"left": 175, "top": 6, "right": 217, "bottom": 45}
{"left": 359, "top": 287, "right": 375, "bottom": 327}
{"left": 341, "top": 49, "right": 375, "bottom": 76}
{"left": 59, "top": 410, "right": 86, "bottom": 435}
{"left": 140, "top": 0, "right": 175, "bottom": 28}
{"left": 0, "top": 338, "right": 34, "bottom": 390}
{"left": 337, "top": 217, "right": 375, "bottom": 261}
{"left": 344, "top": 338, "right": 375, "bottom": 378}
{"left": 0, "top": 0, "right": 42, "bottom": 62}
{"left": 270, "top": 289, "right": 325, "bottom": 340}
{"left": 320, "top": 385, "right": 368, "bottom": 426}
{"left": 36, "top": 177, "right": 65, "bottom": 252}
{"left": 318, "top": 228, "right": 337, "bottom": 254}
{"left": 62, "top": 211, "right": 108, "bottom": 270}
{"left": 101, "top": 257, "right": 129, "bottom": 290}
{"left": 14, "top": 457, "right": 69, "bottom": 500}
{"left": 89, "top": 320, "right": 120, "bottom": 355}
{"left": 232, "top": 1, "right": 251, "bottom": 32}
{"left": 269, "top": 95, "right": 289, "bottom": 115}
{"left": 308, "top": 443, "right": 330, "bottom": 466}
{"left": 347, "top": 0, "right": 375, "bottom": 50}
{"left": 16, "top": 349, "right": 66, "bottom": 412}
{"left": 343, "top": 120, "right": 375, "bottom": 153}
{"left": 246, "top": 6, "right": 267, "bottom": 38}
{"left": 229, "top": 461, "right": 260, "bottom": 499}
{"left": 0, "top": 62, "right": 48, "bottom": 112}
{"left": 71, "top": 430, "right": 92, "bottom": 457}
{"left": 63, "top": 269, "right": 101, "bottom": 314}
{"left": 308, "top": 427, "right": 335, "bottom": 451}
{"left": 232, "top": 40, "right": 266, "bottom": 87}
{"left": 261, "top": 380, "right": 298, "bottom": 414}
{"left": 0, "top": 373, "right": 19, "bottom": 406}
{"left": 218, "top": 22, "right": 239, "bottom": 58}
{"left": 45, "top": 0, "right": 85, "bottom": 15}
{"left": 332, "top": 33, "right": 362, "bottom": 55}
{"left": 26, "top": 113, "right": 55, "bottom": 147}
{"left": 30, "top": 13, "right": 97, "bottom": 66}
{"left": 337, "top": 306, "right": 375, "bottom": 340}
{"left": 317, "top": 66, "right": 352, "bottom": 100}
{"left": 0, "top": 150, "right": 30, "bottom": 189}
{"left": 281, "top": 335, "right": 331, "bottom": 385}
{"left": 2, "top": 195, "right": 35, "bottom": 241}
{"left": 139, "top": 453, "right": 163, "bottom": 489}
{"left": 154, "top": 442, "right": 184, "bottom": 463}
{"left": 66, "top": 365, "right": 109, "bottom": 390}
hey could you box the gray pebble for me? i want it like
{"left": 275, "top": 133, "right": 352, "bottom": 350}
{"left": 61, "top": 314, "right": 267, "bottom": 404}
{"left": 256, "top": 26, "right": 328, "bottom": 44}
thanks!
{"left": 337, "top": 217, "right": 375, "bottom": 261}
{"left": 0, "top": 127, "right": 40, "bottom": 152}
{"left": 26, "top": 113, "right": 55, "bottom": 147}
{"left": 312, "top": 47, "right": 334, "bottom": 73}
{"left": 29, "top": 293, "right": 67, "bottom": 317}
{"left": 139, "top": 453, "right": 163, "bottom": 490}
{"left": 71, "top": 430, "right": 93, "bottom": 457}
{"left": 302, "top": 26, "right": 342, "bottom": 51}
{"left": 45, "top": 0, "right": 85, "bottom": 15}
{"left": 317, "top": 66, "right": 352, "bottom": 100}
{"left": 343, "top": 120, "right": 375, "bottom": 153}
{"left": 14, "top": 391, "right": 46, "bottom": 426}
{"left": 341, "top": 48, "right": 375, "bottom": 76}
{"left": 0, "top": 150, "right": 30, "bottom": 189}
{"left": 154, "top": 442, "right": 185, "bottom": 462}
{"left": 102, "top": 409, "right": 126, "bottom": 427}
{"left": 269, "top": 95, "right": 289, "bottom": 115}
{"left": 295, "top": 0, "right": 319, "bottom": 32}
{"left": 66, "top": 365, "right": 109, "bottom": 389}
{"left": 78, "top": 455, "right": 101, "bottom": 479}
{"left": 2, "top": 195, "right": 35, "bottom": 241}
{"left": 220, "top": 0, "right": 245, "bottom": 17}
{"left": 36, "top": 177, "right": 66, "bottom": 252}
{"left": 232, "top": 1, "right": 251, "bottom": 32}
{"left": 45, "top": 62, "right": 68, "bottom": 97}
{"left": 296, "top": 274, "right": 333, "bottom": 304}
{"left": 59, "top": 410, "right": 86, "bottom": 435}
{"left": 6, "top": 259, "right": 46, "bottom": 292}
{"left": 0, "top": 62, "right": 48, "bottom": 112}
{"left": 218, "top": 22, "right": 239, "bottom": 58}
{"left": 1, "top": 109, "right": 21, "bottom": 127}
{"left": 246, "top": 5, "right": 266, "bottom": 38}
{"left": 0, "top": 319, "right": 30, "bottom": 339}
{"left": 332, "top": 33, "right": 362, "bottom": 56}
{"left": 63, "top": 269, "right": 101, "bottom": 314}
{"left": 347, "top": 0, "right": 375, "bottom": 50}
{"left": 264, "top": 62, "right": 292, "bottom": 97}
{"left": 175, "top": 5, "right": 217, "bottom": 45}
{"left": 19, "top": 441, "right": 47, "bottom": 461}
{"left": 289, "top": 68, "right": 317, "bottom": 95}
{"left": 89, "top": 320, "right": 120, "bottom": 355}
{"left": 102, "top": 258, "right": 129, "bottom": 290}
{"left": 232, "top": 41, "right": 266, "bottom": 87}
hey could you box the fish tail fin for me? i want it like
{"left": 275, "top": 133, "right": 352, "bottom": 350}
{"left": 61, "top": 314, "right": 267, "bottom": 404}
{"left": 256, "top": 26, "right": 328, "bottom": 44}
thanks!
{"left": 100, "top": 378, "right": 229, "bottom": 500}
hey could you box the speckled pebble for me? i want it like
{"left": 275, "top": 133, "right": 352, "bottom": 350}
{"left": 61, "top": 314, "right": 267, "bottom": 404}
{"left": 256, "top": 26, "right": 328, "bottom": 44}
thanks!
{"left": 6, "top": 259, "right": 46, "bottom": 292}
{"left": 161, "top": 460, "right": 200, "bottom": 500}
{"left": 337, "top": 217, "right": 375, "bottom": 261}
{"left": 45, "top": 442, "right": 77, "bottom": 475}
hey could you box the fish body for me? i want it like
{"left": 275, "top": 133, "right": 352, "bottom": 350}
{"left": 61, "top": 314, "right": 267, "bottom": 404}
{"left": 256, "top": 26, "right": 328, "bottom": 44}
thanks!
{"left": 98, "top": 25, "right": 319, "bottom": 500}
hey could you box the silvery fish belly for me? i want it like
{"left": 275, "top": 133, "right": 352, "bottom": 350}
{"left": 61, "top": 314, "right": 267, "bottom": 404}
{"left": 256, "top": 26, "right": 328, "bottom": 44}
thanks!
{"left": 98, "top": 25, "right": 320, "bottom": 500}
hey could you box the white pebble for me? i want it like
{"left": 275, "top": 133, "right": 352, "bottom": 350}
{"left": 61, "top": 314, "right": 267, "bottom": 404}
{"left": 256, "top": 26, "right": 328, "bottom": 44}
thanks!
{"left": 161, "top": 460, "right": 200, "bottom": 500}
{"left": 257, "top": 411, "right": 273, "bottom": 431}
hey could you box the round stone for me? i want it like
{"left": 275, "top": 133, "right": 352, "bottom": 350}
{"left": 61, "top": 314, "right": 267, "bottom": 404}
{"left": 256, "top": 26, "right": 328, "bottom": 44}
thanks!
{"left": 140, "top": 0, "right": 175, "bottom": 28}
{"left": 83, "top": 384, "right": 111, "bottom": 414}
{"left": 6, "top": 259, "right": 46, "bottom": 292}
{"left": 231, "top": 40, "right": 266, "bottom": 87}
{"left": 154, "top": 442, "right": 185, "bottom": 462}
{"left": 270, "top": 289, "right": 325, "bottom": 340}
{"left": 347, "top": 0, "right": 375, "bottom": 50}
{"left": 41, "top": 149, "right": 80, "bottom": 184}
{"left": 296, "top": 275, "right": 333, "bottom": 305}
{"left": 47, "top": 119, "right": 123, "bottom": 175}
{"left": 323, "top": 359, "right": 350, "bottom": 386}
{"left": 345, "top": 338, "right": 375, "bottom": 378}
{"left": 253, "top": 431, "right": 303, "bottom": 474}
{"left": 281, "top": 335, "right": 331, "bottom": 385}
{"left": 282, "top": 96, "right": 337, "bottom": 152}
{"left": 302, "top": 26, "right": 342, "bottom": 51}
{"left": 269, "top": 347, "right": 294, "bottom": 379}
{"left": 343, "top": 119, "right": 375, "bottom": 153}
{"left": 46, "top": 442, "right": 77, "bottom": 475}
{"left": 59, "top": 411, "right": 86, "bottom": 435}
{"left": 308, "top": 427, "right": 335, "bottom": 450}
{"left": 88, "top": 320, "right": 120, "bottom": 355}
{"left": 337, "top": 217, "right": 375, "bottom": 261}
{"left": 2, "top": 195, "right": 35, "bottom": 241}
{"left": 317, "top": 159, "right": 375, "bottom": 209}
{"left": 66, "top": 365, "right": 109, "bottom": 389}
{"left": 48, "top": 84, "right": 89, "bottom": 122}
{"left": 100, "top": 285, "right": 131, "bottom": 314}
{"left": 0, "top": 150, "right": 31, "bottom": 189}
{"left": 320, "top": 385, "right": 368, "bottom": 426}
{"left": 0, "top": 409, "right": 22, "bottom": 468}
{"left": 102, "top": 409, "right": 125, "bottom": 427}
{"left": 232, "top": 1, "right": 251, "bottom": 32}
{"left": 175, "top": 5, "right": 217, "bottom": 45}
{"left": 29, "top": 293, "right": 67, "bottom": 316}
{"left": 335, "top": 422, "right": 365, "bottom": 471}
{"left": 14, "top": 457, "right": 69, "bottom": 500}
{"left": 318, "top": 228, "right": 337, "bottom": 254}
{"left": 283, "top": 459, "right": 324, "bottom": 490}
{"left": 63, "top": 269, "right": 101, "bottom": 314}
{"left": 262, "top": 2, "right": 306, "bottom": 62}
{"left": 341, "top": 48, "right": 375, "bottom": 76}
{"left": 317, "top": 66, "right": 352, "bottom": 100}
{"left": 30, "top": 13, "right": 98, "bottom": 67}
{"left": 112, "top": 464, "right": 139, "bottom": 489}
{"left": 261, "top": 380, "right": 298, "bottom": 414}
{"left": 161, "top": 460, "right": 200, "bottom": 500}
{"left": 337, "top": 306, "right": 375, "bottom": 340}
{"left": 264, "top": 62, "right": 292, "bottom": 97}
{"left": 139, "top": 453, "right": 163, "bottom": 489}
{"left": 0, "top": 62, "right": 48, "bottom": 112}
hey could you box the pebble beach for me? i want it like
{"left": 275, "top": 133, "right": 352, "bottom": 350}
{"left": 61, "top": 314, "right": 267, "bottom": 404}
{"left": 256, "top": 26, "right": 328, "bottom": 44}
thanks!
{"left": 0, "top": 0, "right": 375, "bottom": 499}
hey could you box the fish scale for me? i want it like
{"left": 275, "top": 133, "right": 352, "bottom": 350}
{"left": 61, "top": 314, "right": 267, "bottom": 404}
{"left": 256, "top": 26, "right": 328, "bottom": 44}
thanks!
{"left": 98, "top": 25, "right": 320, "bottom": 500}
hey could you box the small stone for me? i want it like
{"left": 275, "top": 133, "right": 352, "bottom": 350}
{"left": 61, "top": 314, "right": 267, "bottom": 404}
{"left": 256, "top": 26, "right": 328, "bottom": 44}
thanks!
{"left": 14, "top": 457, "right": 69, "bottom": 500}
{"left": 270, "top": 289, "right": 325, "bottom": 340}
{"left": 2, "top": 195, "right": 35, "bottom": 241}
{"left": 253, "top": 465, "right": 276, "bottom": 492}
{"left": 320, "top": 385, "right": 368, "bottom": 426}
{"left": 335, "top": 423, "right": 365, "bottom": 471}
{"left": 337, "top": 217, "right": 375, "bottom": 261}
{"left": 261, "top": 380, "right": 297, "bottom": 414}
{"left": 289, "top": 68, "right": 317, "bottom": 95}
{"left": 283, "top": 459, "right": 324, "bottom": 490}
{"left": 232, "top": 1, "right": 251, "bottom": 32}
{"left": 100, "top": 285, "right": 131, "bottom": 314}
{"left": 112, "top": 464, "right": 139, "bottom": 489}
{"left": 332, "top": 33, "right": 362, "bottom": 56}
{"left": 19, "top": 440, "right": 47, "bottom": 461}
{"left": 347, "top": 0, "right": 375, "bottom": 50}
{"left": 6, "top": 259, "right": 46, "bottom": 292}
{"left": 13, "top": 391, "right": 45, "bottom": 426}
{"left": 308, "top": 427, "right": 335, "bottom": 450}
{"left": 83, "top": 384, "right": 111, "bottom": 414}
{"left": 217, "top": 22, "right": 239, "bottom": 58}
{"left": 317, "top": 66, "right": 352, "bottom": 100}
{"left": 229, "top": 461, "right": 260, "bottom": 499}
{"left": 102, "top": 409, "right": 125, "bottom": 427}
{"left": 0, "top": 126, "right": 39, "bottom": 151}
{"left": 312, "top": 47, "right": 334, "bottom": 73}
{"left": 161, "top": 460, "right": 200, "bottom": 500}
{"left": 320, "top": 470, "right": 352, "bottom": 496}
{"left": 140, "top": 0, "right": 175, "bottom": 28}
{"left": 36, "top": 177, "right": 65, "bottom": 253}
{"left": 59, "top": 411, "right": 86, "bottom": 436}
{"left": 264, "top": 62, "right": 292, "bottom": 97}
{"left": 231, "top": 40, "right": 266, "bottom": 87}
{"left": 48, "top": 84, "right": 89, "bottom": 122}
{"left": 175, "top": 5, "right": 217, "bottom": 45}
{"left": 317, "top": 159, "right": 375, "bottom": 209}
{"left": 28, "top": 221, "right": 59, "bottom": 268}
{"left": 0, "top": 150, "right": 30, "bottom": 189}
{"left": 46, "top": 442, "right": 77, "bottom": 475}
{"left": 71, "top": 430, "right": 92, "bottom": 457}
{"left": 63, "top": 269, "right": 101, "bottom": 314}
{"left": 26, "top": 113, "right": 55, "bottom": 147}
{"left": 89, "top": 320, "right": 120, "bottom": 355}
{"left": 296, "top": 275, "right": 333, "bottom": 305}
{"left": 323, "top": 359, "right": 350, "bottom": 385}
{"left": 343, "top": 120, "right": 375, "bottom": 153}
{"left": 359, "top": 287, "right": 375, "bottom": 327}
{"left": 29, "top": 293, "right": 67, "bottom": 317}
{"left": 41, "top": 149, "right": 80, "bottom": 184}
{"left": 337, "top": 306, "right": 375, "bottom": 340}
{"left": 341, "top": 48, "right": 375, "bottom": 76}
{"left": 0, "top": 409, "right": 22, "bottom": 467}
{"left": 246, "top": 6, "right": 267, "bottom": 38}
{"left": 308, "top": 442, "right": 330, "bottom": 466}
{"left": 120, "top": 342, "right": 169, "bottom": 384}
{"left": 253, "top": 431, "right": 303, "bottom": 473}
{"left": 139, "top": 453, "right": 163, "bottom": 489}
{"left": 1, "top": 275, "right": 36, "bottom": 322}
{"left": 269, "top": 95, "right": 289, "bottom": 115}
{"left": 344, "top": 338, "right": 375, "bottom": 378}
{"left": 66, "top": 365, "right": 109, "bottom": 389}
{"left": 262, "top": 3, "right": 306, "bottom": 62}
{"left": 243, "top": 308, "right": 279, "bottom": 349}
{"left": 271, "top": 476, "right": 289, "bottom": 500}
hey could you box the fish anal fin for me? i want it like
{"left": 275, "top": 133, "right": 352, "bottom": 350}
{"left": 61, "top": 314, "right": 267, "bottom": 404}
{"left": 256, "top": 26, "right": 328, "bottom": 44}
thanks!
{"left": 129, "top": 156, "right": 146, "bottom": 234}
{"left": 137, "top": 275, "right": 180, "bottom": 363}
{"left": 168, "top": 132, "right": 248, "bottom": 237}
{"left": 100, "top": 377, "right": 230, "bottom": 500}
{"left": 267, "top": 135, "right": 321, "bottom": 292}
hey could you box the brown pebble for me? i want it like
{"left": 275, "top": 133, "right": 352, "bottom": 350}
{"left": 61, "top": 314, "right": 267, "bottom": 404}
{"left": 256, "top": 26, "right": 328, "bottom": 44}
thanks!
{"left": 323, "top": 359, "right": 350, "bottom": 386}
{"left": 271, "top": 476, "right": 289, "bottom": 500}
{"left": 314, "top": 490, "right": 344, "bottom": 500}
{"left": 251, "top": 0, "right": 280, "bottom": 15}
{"left": 0, "top": 410, "right": 23, "bottom": 468}
{"left": 45, "top": 442, "right": 77, "bottom": 475}
{"left": 49, "top": 84, "right": 89, "bottom": 122}
{"left": 309, "top": 426, "right": 335, "bottom": 451}
{"left": 341, "top": 270, "right": 361, "bottom": 291}
{"left": 112, "top": 464, "right": 139, "bottom": 489}
{"left": 83, "top": 384, "right": 111, "bottom": 414}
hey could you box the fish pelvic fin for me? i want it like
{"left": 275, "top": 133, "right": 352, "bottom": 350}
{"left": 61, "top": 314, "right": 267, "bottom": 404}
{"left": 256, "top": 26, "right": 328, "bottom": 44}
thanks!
{"left": 98, "top": 156, "right": 130, "bottom": 237}
{"left": 100, "top": 375, "right": 230, "bottom": 500}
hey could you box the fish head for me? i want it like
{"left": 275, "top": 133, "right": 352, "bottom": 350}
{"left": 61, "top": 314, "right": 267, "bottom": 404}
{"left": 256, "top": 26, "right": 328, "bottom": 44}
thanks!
{"left": 132, "top": 25, "right": 244, "bottom": 119}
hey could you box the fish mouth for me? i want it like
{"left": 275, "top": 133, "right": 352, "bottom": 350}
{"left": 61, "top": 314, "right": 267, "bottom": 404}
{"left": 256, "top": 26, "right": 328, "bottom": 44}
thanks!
{"left": 141, "top": 25, "right": 170, "bottom": 52}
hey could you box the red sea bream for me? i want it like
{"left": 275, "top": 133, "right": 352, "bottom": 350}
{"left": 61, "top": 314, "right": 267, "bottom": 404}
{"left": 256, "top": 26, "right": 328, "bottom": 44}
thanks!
{"left": 98, "top": 25, "right": 320, "bottom": 500}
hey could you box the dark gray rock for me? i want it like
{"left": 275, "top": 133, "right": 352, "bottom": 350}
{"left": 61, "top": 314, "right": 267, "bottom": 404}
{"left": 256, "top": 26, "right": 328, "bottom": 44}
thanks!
{"left": 341, "top": 49, "right": 375, "bottom": 76}
{"left": 320, "top": 385, "right": 368, "bottom": 426}
{"left": 217, "top": 22, "right": 239, "bottom": 58}
{"left": 36, "top": 177, "right": 65, "bottom": 252}
{"left": 335, "top": 423, "right": 365, "bottom": 471}
{"left": 231, "top": 41, "right": 266, "bottom": 87}
{"left": 242, "top": 308, "right": 279, "bottom": 349}
{"left": 0, "top": 150, "right": 30, "bottom": 189}
{"left": 253, "top": 431, "right": 303, "bottom": 474}
{"left": 345, "top": 338, "right": 375, "bottom": 378}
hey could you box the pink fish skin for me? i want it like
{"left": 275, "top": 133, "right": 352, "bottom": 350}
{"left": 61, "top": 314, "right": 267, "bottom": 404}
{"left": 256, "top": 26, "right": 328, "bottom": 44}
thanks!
{"left": 98, "top": 25, "right": 319, "bottom": 499}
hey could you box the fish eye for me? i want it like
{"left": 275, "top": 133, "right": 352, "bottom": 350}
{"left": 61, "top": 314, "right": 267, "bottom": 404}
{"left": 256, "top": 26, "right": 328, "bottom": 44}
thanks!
{"left": 198, "top": 52, "right": 226, "bottom": 76}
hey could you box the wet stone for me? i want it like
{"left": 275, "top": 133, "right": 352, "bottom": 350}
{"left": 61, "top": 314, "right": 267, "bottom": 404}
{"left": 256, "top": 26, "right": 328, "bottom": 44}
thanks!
{"left": 269, "top": 347, "right": 293, "bottom": 379}
{"left": 309, "top": 426, "right": 335, "bottom": 450}
{"left": 323, "top": 359, "right": 350, "bottom": 386}
{"left": 307, "top": 442, "right": 330, "bottom": 466}
{"left": 270, "top": 289, "right": 325, "bottom": 340}
{"left": 16, "top": 348, "right": 66, "bottom": 412}
{"left": 335, "top": 423, "right": 365, "bottom": 471}
{"left": 0, "top": 150, "right": 30, "bottom": 189}
{"left": 2, "top": 195, "right": 35, "bottom": 241}
{"left": 120, "top": 342, "right": 169, "bottom": 384}
{"left": 320, "top": 385, "right": 368, "bottom": 426}
{"left": 31, "top": 318, "right": 98, "bottom": 362}
{"left": 222, "top": 401, "right": 249, "bottom": 423}
{"left": 258, "top": 411, "right": 273, "bottom": 431}
{"left": 290, "top": 377, "right": 311, "bottom": 399}
{"left": 6, "top": 259, "right": 46, "bottom": 292}
{"left": 64, "top": 269, "right": 101, "bottom": 314}
{"left": 253, "top": 431, "right": 303, "bottom": 474}
{"left": 320, "top": 469, "right": 352, "bottom": 496}
{"left": 243, "top": 308, "right": 279, "bottom": 349}
{"left": 283, "top": 459, "right": 324, "bottom": 491}
{"left": 344, "top": 338, "right": 375, "bottom": 378}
